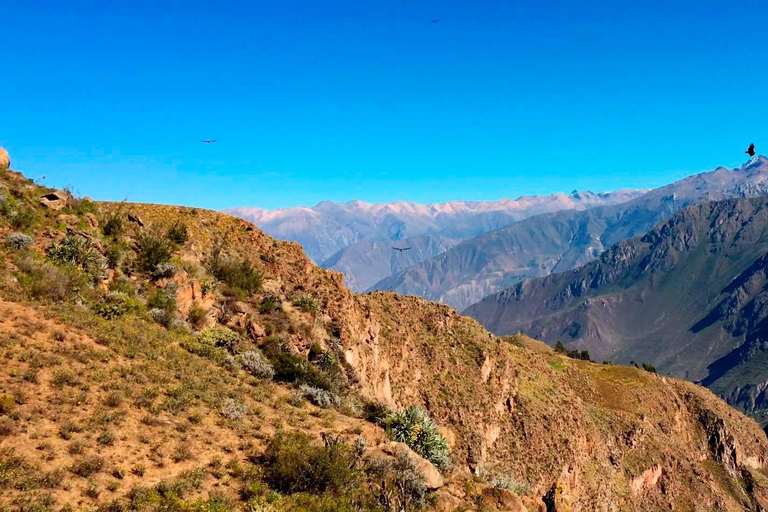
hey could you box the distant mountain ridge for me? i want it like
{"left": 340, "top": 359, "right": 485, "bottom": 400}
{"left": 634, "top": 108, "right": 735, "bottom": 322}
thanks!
{"left": 224, "top": 189, "right": 644, "bottom": 267}
{"left": 372, "top": 157, "right": 768, "bottom": 311}
{"left": 464, "top": 192, "right": 768, "bottom": 421}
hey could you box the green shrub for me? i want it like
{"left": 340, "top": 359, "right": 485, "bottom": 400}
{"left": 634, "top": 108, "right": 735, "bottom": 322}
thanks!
{"left": 135, "top": 231, "right": 172, "bottom": 272}
{"left": 108, "top": 278, "right": 135, "bottom": 295}
{"left": 263, "top": 432, "right": 359, "bottom": 494}
{"left": 259, "top": 294, "right": 282, "bottom": 314}
{"left": 187, "top": 303, "right": 207, "bottom": 329}
{"left": 93, "top": 292, "right": 141, "bottom": 319}
{"left": 641, "top": 362, "right": 657, "bottom": 373}
{"left": 47, "top": 235, "right": 106, "bottom": 282}
{"left": 292, "top": 294, "right": 319, "bottom": 312}
{"left": 0, "top": 395, "right": 14, "bottom": 415}
{"left": 198, "top": 327, "right": 242, "bottom": 352}
{"left": 10, "top": 211, "right": 36, "bottom": 230}
{"left": 270, "top": 351, "right": 334, "bottom": 391}
{"left": 491, "top": 475, "right": 530, "bottom": 495}
{"left": 15, "top": 256, "right": 89, "bottom": 301}
{"left": 207, "top": 246, "right": 262, "bottom": 295}
{"left": 166, "top": 222, "right": 189, "bottom": 245}
{"left": 102, "top": 212, "right": 124, "bottom": 238}
{"left": 70, "top": 456, "right": 104, "bottom": 477}
{"left": 385, "top": 406, "right": 450, "bottom": 470}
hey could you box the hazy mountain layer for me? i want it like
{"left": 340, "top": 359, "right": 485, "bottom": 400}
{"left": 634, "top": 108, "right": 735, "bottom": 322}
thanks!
{"left": 225, "top": 190, "right": 644, "bottom": 265}
{"left": 373, "top": 157, "right": 768, "bottom": 312}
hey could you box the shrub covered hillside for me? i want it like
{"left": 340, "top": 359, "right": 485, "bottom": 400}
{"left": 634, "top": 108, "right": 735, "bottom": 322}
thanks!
{"left": 1, "top": 157, "right": 768, "bottom": 511}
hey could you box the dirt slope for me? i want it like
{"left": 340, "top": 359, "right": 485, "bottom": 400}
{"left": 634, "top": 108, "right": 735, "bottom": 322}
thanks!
{"left": 1, "top": 161, "right": 768, "bottom": 511}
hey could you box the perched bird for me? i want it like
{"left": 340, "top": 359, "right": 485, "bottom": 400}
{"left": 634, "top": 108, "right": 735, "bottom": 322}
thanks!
{"left": 392, "top": 247, "right": 412, "bottom": 252}
{"left": 746, "top": 143, "right": 755, "bottom": 157}
{"left": 201, "top": 140, "right": 217, "bottom": 144}
{"left": 431, "top": 19, "right": 439, "bottom": 23}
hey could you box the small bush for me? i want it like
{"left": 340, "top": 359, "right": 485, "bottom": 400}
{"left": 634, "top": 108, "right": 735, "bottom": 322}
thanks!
{"left": 151, "top": 262, "right": 176, "bottom": 280}
{"left": 52, "top": 370, "right": 79, "bottom": 388}
{"left": 0, "top": 395, "right": 15, "bottom": 415}
{"left": 102, "top": 212, "right": 125, "bottom": 238}
{"left": 263, "top": 432, "right": 359, "bottom": 494}
{"left": 270, "top": 351, "right": 335, "bottom": 391}
{"left": 207, "top": 246, "right": 262, "bottom": 295}
{"left": 491, "top": 475, "right": 530, "bottom": 495}
{"left": 221, "top": 398, "right": 246, "bottom": 421}
{"left": 366, "top": 452, "right": 427, "bottom": 511}
{"left": 294, "top": 385, "right": 339, "bottom": 409}
{"left": 238, "top": 350, "right": 274, "bottom": 379}
{"left": 58, "top": 422, "right": 82, "bottom": 440}
{"left": 641, "top": 362, "right": 657, "bottom": 373}
{"left": 385, "top": 406, "right": 450, "bottom": 470}
{"left": 93, "top": 292, "right": 141, "bottom": 319}
{"left": 10, "top": 211, "right": 36, "bottom": 230}
{"left": 166, "top": 222, "right": 189, "bottom": 245}
{"left": 135, "top": 231, "right": 172, "bottom": 272}
{"left": 15, "top": 256, "right": 89, "bottom": 302}
{"left": 198, "top": 327, "right": 242, "bottom": 352}
{"left": 292, "top": 294, "right": 319, "bottom": 312}
{"left": 187, "top": 303, "right": 207, "bottom": 329}
{"left": 71, "top": 456, "right": 105, "bottom": 477}
{"left": 5, "top": 232, "right": 33, "bottom": 250}
{"left": 97, "top": 431, "right": 116, "bottom": 446}
{"left": 47, "top": 235, "right": 106, "bottom": 282}
{"left": 259, "top": 294, "right": 282, "bottom": 314}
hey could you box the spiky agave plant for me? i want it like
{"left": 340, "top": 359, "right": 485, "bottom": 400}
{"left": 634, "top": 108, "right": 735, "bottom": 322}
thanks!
{"left": 385, "top": 405, "right": 450, "bottom": 469}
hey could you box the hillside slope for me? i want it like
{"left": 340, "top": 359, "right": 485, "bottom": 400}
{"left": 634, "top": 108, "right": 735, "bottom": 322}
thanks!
{"left": 225, "top": 191, "right": 643, "bottom": 266}
{"left": 1, "top": 156, "right": 768, "bottom": 511}
{"left": 373, "top": 157, "right": 768, "bottom": 312}
{"left": 465, "top": 196, "right": 768, "bottom": 421}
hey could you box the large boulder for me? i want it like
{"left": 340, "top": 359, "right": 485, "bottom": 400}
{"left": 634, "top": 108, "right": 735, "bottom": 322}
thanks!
{"left": 0, "top": 147, "right": 9, "bottom": 172}
{"left": 481, "top": 488, "right": 527, "bottom": 511}
{"left": 40, "top": 190, "right": 71, "bottom": 210}
{"left": 370, "top": 441, "right": 444, "bottom": 490}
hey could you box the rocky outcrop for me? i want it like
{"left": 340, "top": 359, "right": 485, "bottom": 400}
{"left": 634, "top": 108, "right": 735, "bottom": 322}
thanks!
{"left": 40, "top": 190, "right": 71, "bottom": 210}
{"left": 0, "top": 147, "right": 9, "bottom": 172}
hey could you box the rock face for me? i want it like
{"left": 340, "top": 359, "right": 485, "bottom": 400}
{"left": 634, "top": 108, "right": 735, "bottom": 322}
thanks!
{"left": 0, "top": 147, "right": 9, "bottom": 172}
{"left": 465, "top": 195, "right": 768, "bottom": 419}
{"left": 373, "top": 156, "right": 768, "bottom": 311}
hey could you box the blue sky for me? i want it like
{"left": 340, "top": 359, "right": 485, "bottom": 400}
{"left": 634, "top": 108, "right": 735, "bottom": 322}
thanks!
{"left": 2, "top": 0, "right": 767, "bottom": 210}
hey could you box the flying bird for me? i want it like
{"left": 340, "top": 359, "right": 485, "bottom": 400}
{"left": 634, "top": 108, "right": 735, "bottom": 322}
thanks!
{"left": 431, "top": 19, "right": 439, "bottom": 23}
{"left": 392, "top": 246, "right": 412, "bottom": 252}
{"left": 201, "top": 139, "right": 217, "bottom": 144}
{"left": 746, "top": 143, "right": 755, "bottom": 157}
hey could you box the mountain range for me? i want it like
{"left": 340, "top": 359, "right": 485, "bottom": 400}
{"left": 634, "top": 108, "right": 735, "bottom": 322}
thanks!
{"left": 372, "top": 157, "right": 768, "bottom": 311}
{"left": 464, "top": 194, "right": 768, "bottom": 424}
{"left": 225, "top": 190, "right": 644, "bottom": 290}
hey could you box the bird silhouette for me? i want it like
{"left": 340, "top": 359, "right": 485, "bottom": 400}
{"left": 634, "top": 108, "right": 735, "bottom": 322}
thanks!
{"left": 201, "top": 140, "right": 217, "bottom": 144}
{"left": 746, "top": 143, "right": 755, "bottom": 157}
{"left": 431, "top": 19, "right": 439, "bottom": 23}
{"left": 392, "top": 247, "right": 412, "bottom": 252}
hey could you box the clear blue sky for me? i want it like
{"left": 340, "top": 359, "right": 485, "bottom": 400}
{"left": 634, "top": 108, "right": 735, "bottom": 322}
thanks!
{"left": 2, "top": 0, "right": 767, "bottom": 210}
